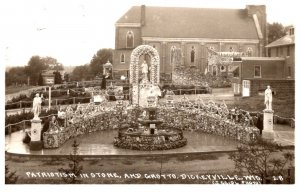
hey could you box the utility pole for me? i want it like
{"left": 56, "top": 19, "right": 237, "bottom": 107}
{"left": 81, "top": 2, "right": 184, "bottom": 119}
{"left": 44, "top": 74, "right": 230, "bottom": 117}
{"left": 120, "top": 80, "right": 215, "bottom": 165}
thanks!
{"left": 48, "top": 86, "right": 51, "bottom": 110}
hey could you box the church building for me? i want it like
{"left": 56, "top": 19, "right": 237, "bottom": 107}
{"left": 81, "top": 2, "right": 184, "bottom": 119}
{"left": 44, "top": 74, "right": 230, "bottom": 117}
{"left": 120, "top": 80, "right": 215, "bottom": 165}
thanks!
{"left": 112, "top": 5, "right": 267, "bottom": 79}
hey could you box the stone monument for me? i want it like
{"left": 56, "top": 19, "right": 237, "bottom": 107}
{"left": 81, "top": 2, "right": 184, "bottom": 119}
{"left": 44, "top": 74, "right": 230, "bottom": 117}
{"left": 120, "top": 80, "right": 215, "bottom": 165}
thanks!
{"left": 262, "top": 85, "right": 274, "bottom": 140}
{"left": 30, "top": 93, "right": 43, "bottom": 150}
{"left": 141, "top": 60, "right": 149, "bottom": 81}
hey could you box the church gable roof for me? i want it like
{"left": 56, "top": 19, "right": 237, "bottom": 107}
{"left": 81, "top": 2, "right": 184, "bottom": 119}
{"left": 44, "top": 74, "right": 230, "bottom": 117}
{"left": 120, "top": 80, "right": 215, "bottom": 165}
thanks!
{"left": 265, "top": 34, "right": 295, "bottom": 48}
{"left": 116, "top": 6, "right": 259, "bottom": 40}
{"left": 116, "top": 6, "right": 141, "bottom": 24}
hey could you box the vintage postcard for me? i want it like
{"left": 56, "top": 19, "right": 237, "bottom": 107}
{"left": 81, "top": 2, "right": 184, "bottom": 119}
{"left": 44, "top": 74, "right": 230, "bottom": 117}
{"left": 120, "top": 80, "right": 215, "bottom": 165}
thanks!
{"left": 2, "top": 0, "right": 296, "bottom": 191}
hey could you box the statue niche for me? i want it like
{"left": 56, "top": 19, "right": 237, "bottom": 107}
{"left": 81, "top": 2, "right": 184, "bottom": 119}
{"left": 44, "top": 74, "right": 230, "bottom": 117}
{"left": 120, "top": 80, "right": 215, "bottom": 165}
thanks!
{"left": 129, "top": 45, "right": 160, "bottom": 106}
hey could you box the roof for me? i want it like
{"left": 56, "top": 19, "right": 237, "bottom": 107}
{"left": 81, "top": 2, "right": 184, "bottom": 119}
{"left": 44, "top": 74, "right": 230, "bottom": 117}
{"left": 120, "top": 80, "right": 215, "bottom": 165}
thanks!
{"left": 116, "top": 6, "right": 259, "bottom": 39}
{"left": 116, "top": 6, "right": 141, "bottom": 24}
{"left": 265, "top": 34, "right": 295, "bottom": 48}
{"left": 103, "top": 61, "right": 113, "bottom": 68}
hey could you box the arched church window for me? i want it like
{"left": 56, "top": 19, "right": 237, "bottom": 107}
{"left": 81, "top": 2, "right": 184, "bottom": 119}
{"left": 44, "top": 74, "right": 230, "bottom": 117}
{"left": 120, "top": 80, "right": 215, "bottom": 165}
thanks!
{"left": 220, "top": 65, "right": 226, "bottom": 72}
{"left": 170, "top": 46, "right": 176, "bottom": 65}
{"left": 247, "top": 47, "right": 253, "bottom": 57}
{"left": 120, "top": 53, "right": 125, "bottom": 63}
{"left": 213, "top": 65, "right": 217, "bottom": 76}
{"left": 191, "top": 46, "right": 195, "bottom": 63}
{"left": 126, "top": 31, "right": 134, "bottom": 48}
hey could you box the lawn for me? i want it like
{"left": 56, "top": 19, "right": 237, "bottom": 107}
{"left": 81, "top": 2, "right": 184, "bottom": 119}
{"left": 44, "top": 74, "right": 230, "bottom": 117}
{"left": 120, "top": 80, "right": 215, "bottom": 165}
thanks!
{"left": 6, "top": 85, "right": 37, "bottom": 95}
{"left": 228, "top": 94, "right": 295, "bottom": 118}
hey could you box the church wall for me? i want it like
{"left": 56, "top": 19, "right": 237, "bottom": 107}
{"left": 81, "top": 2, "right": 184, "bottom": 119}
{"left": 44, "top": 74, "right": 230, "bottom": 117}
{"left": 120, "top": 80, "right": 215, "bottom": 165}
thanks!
{"left": 115, "top": 27, "right": 141, "bottom": 49}
{"left": 185, "top": 43, "right": 199, "bottom": 68}
{"left": 112, "top": 50, "right": 132, "bottom": 78}
{"left": 146, "top": 42, "right": 163, "bottom": 73}
{"left": 165, "top": 42, "right": 181, "bottom": 74}
{"left": 113, "top": 30, "right": 262, "bottom": 77}
{"left": 223, "top": 43, "right": 239, "bottom": 52}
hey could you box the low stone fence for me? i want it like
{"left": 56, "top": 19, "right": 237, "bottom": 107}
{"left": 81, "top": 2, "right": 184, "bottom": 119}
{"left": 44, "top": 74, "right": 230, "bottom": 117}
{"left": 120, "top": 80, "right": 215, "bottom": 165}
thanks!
{"left": 42, "top": 102, "right": 259, "bottom": 148}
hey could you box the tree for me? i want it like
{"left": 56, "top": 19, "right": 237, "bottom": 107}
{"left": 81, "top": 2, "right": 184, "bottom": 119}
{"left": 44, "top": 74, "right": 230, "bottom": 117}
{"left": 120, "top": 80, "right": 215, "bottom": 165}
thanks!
{"left": 229, "top": 138, "right": 294, "bottom": 184}
{"left": 5, "top": 66, "right": 28, "bottom": 86}
{"left": 64, "top": 73, "right": 70, "bottom": 82}
{"left": 25, "top": 56, "right": 64, "bottom": 85}
{"left": 89, "top": 48, "right": 113, "bottom": 77}
{"left": 267, "top": 22, "right": 288, "bottom": 44}
{"left": 53, "top": 71, "right": 62, "bottom": 84}
{"left": 25, "top": 56, "right": 47, "bottom": 85}
{"left": 5, "top": 164, "right": 18, "bottom": 184}
{"left": 42, "top": 56, "right": 64, "bottom": 71}
{"left": 71, "top": 64, "right": 92, "bottom": 81}
{"left": 38, "top": 73, "right": 43, "bottom": 86}
{"left": 58, "top": 140, "right": 83, "bottom": 184}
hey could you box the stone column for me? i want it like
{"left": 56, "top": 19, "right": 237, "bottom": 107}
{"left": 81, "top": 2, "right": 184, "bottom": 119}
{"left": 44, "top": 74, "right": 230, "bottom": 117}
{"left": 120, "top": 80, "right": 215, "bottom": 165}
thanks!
{"left": 262, "top": 109, "right": 274, "bottom": 140}
{"left": 181, "top": 42, "right": 185, "bottom": 66}
{"left": 30, "top": 119, "right": 43, "bottom": 150}
{"left": 162, "top": 42, "right": 166, "bottom": 74}
{"left": 200, "top": 42, "right": 205, "bottom": 72}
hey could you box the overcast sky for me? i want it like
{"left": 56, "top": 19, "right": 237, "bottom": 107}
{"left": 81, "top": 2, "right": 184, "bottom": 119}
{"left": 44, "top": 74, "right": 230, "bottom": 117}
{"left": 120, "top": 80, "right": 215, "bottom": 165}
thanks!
{"left": 1, "top": 0, "right": 297, "bottom": 67}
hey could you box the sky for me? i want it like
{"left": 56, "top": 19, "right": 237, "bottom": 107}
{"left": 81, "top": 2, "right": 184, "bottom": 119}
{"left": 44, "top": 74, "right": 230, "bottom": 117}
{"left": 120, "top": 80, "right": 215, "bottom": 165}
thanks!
{"left": 1, "top": 0, "right": 297, "bottom": 67}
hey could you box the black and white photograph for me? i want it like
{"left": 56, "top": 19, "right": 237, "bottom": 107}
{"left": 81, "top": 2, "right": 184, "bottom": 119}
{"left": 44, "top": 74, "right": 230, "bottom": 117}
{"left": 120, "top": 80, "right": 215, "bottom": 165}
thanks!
{"left": 1, "top": 0, "right": 297, "bottom": 191}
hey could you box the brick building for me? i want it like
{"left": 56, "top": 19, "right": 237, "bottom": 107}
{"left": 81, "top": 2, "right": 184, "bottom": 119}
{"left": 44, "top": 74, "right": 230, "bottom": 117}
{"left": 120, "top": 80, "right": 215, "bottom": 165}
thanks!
{"left": 232, "top": 27, "right": 295, "bottom": 96}
{"left": 266, "top": 27, "right": 295, "bottom": 79}
{"left": 113, "top": 5, "right": 267, "bottom": 79}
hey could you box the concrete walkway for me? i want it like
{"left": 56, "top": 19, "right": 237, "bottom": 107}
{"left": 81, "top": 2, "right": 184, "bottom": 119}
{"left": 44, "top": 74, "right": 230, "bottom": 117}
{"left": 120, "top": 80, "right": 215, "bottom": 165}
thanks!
{"left": 273, "top": 124, "right": 295, "bottom": 146}
{"left": 5, "top": 123, "right": 294, "bottom": 157}
{"left": 5, "top": 130, "right": 238, "bottom": 156}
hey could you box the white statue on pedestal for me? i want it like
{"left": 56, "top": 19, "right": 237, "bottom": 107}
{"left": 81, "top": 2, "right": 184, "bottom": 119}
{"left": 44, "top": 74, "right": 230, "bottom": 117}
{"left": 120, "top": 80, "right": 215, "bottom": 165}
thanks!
{"left": 264, "top": 85, "right": 272, "bottom": 111}
{"left": 32, "top": 93, "right": 42, "bottom": 120}
{"left": 141, "top": 60, "right": 149, "bottom": 80}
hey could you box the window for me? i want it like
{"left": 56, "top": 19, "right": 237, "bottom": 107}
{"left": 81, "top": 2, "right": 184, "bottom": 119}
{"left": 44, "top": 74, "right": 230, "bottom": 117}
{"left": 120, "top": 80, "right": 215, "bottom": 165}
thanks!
{"left": 289, "top": 27, "right": 294, "bottom": 35}
{"left": 126, "top": 31, "right": 134, "bottom": 48}
{"left": 254, "top": 66, "right": 261, "bottom": 78}
{"left": 233, "top": 66, "right": 240, "bottom": 77}
{"left": 268, "top": 49, "right": 271, "bottom": 57}
{"left": 191, "top": 46, "right": 195, "bottom": 63}
{"left": 288, "top": 66, "right": 292, "bottom": 77}
{"left": 120, "top": 53, "right": 125, "bottom": 63}
{"left": 170, "top": 46, "right": 176, "bottom": 65}
{"left": 220, "top": 65, "right": 226, "bottom": 72}
{"left": 287, "top": 46, "right": 290, "bottom": 57}
{"left": 280, "top": 47, "right": 283, "bottom": 56}
{"left": 247, "top": 47, "right": 253, "bottom": 57}
{"left": 212, "top": 65, "right": 217, "bottom": 76}
{"left": 276, "top": 47, "right": 279, "bottom": 57}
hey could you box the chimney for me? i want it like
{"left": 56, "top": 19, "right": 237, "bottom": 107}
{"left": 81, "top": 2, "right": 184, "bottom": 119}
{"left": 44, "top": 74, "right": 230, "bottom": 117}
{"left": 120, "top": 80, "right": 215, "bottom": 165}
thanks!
{"left": 141, "top": 5, "right": 146, "bottom": 26}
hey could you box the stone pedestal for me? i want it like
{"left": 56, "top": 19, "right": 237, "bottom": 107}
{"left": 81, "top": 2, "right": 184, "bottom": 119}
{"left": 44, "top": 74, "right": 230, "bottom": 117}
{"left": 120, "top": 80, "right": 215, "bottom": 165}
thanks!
{"left": 30, "top": 119, "right": 43, "bottom": 150}
{"left": 262, "top": 109, "right": 274, "bottom": 140}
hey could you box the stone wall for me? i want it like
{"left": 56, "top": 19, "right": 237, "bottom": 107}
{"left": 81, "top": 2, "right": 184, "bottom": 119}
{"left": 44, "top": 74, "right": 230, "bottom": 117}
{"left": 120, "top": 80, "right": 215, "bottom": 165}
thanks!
{"left": 246, "top": 79, "right": 295, "bottom": 97}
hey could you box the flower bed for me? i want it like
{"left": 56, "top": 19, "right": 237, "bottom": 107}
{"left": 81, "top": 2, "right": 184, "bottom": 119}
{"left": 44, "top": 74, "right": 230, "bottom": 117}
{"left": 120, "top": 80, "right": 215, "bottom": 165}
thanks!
{"left": 172, "top": 67, "right": 231, "bottom": 88}
{"left": 113, "top": 127, "right": 187, "bottom": 151}
{"left": 114, "top": 137, "right": 187, "bottom": 151}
